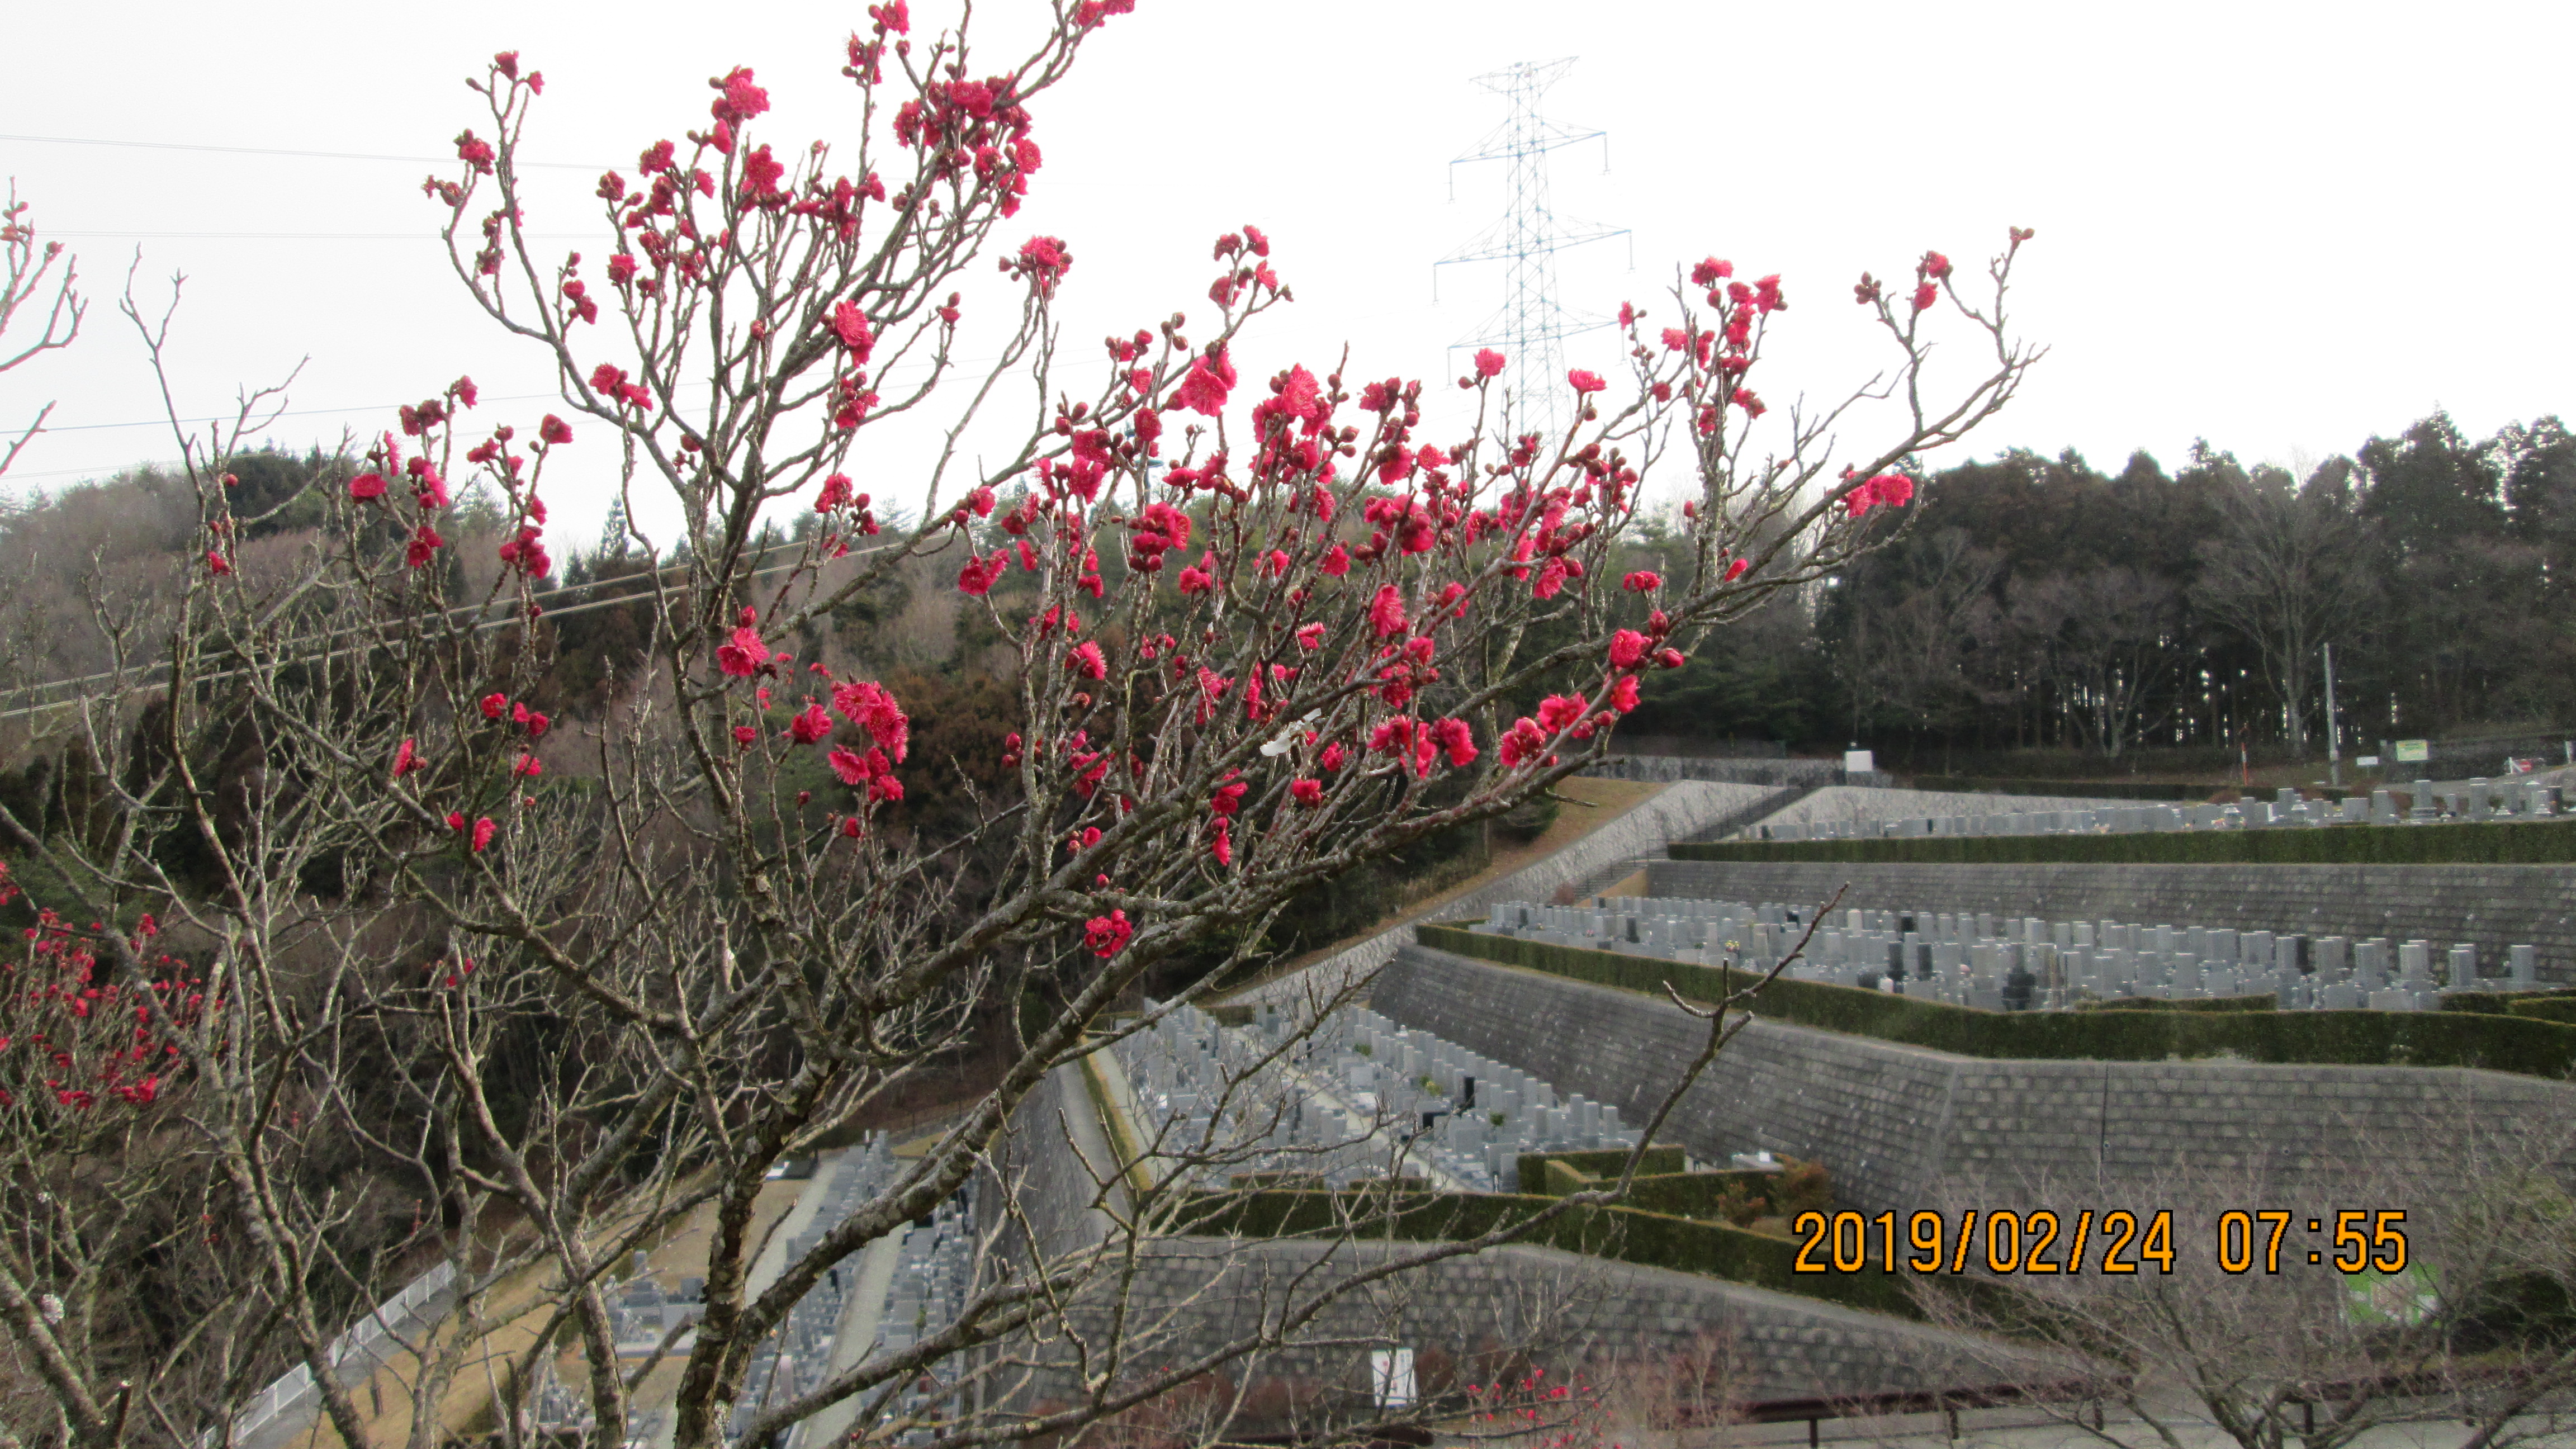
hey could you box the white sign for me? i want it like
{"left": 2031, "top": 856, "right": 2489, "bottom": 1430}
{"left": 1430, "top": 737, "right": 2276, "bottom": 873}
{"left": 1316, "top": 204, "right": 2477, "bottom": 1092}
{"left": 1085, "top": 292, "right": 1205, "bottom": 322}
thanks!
{"left": 1843, "top": 750, "right": 1875, "bottom": 774}
{"left": 2356, "top": 755, "right": 2380, "bottom": 769}
{"left": 1370, "top": 1348, "right": 1415, "bottom": 1409}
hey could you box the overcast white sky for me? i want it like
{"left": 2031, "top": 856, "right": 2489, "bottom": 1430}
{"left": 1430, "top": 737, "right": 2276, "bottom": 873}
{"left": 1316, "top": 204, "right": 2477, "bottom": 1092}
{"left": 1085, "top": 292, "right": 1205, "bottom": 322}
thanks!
{"left": 4, "top": 1, "right": 2569, "bottom": 543}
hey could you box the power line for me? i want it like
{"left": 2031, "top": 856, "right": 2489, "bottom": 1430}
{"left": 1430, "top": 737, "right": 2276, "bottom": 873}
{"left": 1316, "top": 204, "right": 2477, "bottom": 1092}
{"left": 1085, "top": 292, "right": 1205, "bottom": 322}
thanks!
{"left": 36, "top": 392, "right": 571, "bottom": 435}
{"left": 6, "top": 392, "right": 576, "bottom": 479}
{"left": 3, "top": 460, "right": 192, "bottom": 482}
{"left": 0, "top": 132, "right": 612, "bottom": 172}
{"left": 0, "top": 546, "right": 901, "bottom": 722}
{"left": 29, "top": 341, "right": 1107, "bottom": 439}
{"left": 48, "top": 230, "right": 595, "bottom": 242}
{"left": 2, "top": 345, "right": 1134, "bottom": 481}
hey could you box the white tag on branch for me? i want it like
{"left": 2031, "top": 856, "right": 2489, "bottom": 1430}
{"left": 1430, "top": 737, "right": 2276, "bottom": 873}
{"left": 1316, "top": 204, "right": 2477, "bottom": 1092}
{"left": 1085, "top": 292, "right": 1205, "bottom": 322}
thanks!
{"left": 1259, "top": 711, "right": 1320, "bottom": 758}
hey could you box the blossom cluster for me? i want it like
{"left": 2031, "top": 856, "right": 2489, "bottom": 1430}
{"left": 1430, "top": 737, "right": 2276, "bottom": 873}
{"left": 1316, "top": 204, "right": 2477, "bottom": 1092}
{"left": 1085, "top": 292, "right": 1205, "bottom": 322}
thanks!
{"left": 711, "top": 609, "right": 915, "bottom": 836}
{"left": 384, "top": 29, "right": 2012, "bottom": 990}
{"left": 1839, "top": 470, "right": 1917, "bottom": 518}
{"left": 351, "top": 396, "right": 467, "bottom": 569}
{"left": 1, "top": 868, "right": 208, "bottom": 1116}
{"left": 878, "top": 225, "right": 1751, "bottom": 953}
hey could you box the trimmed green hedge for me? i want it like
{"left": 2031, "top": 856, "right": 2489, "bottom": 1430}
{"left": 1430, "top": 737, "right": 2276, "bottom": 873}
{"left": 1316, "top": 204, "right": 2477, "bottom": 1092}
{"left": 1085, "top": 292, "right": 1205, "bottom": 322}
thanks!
{"left": 2444, "top": 988, "right": 2576, "bottom": 1016}
{"left": 2511, "top": 998, "right": 2576, "bottom": 1024}
{"left": 1417, "top": 925, "right": 2576, "bottom": 1081}
{"left": 2075, "top": 994, "right": 2277, "bottom": 1014}
{"left": 1515, "top": 1145, "right": 1686, "bottom": 1193}
{"left": 1671, "top": 819, "right": 2576, "bottom": 866}
{"left": 1189, "top": 1188, "right": 1915, "bottom": 1318}
{"left": 1903, "top": 776, "right": 2224, "bottom": 801}
{"left": 1539, "top": 1160, "right": 1787, "bottom": 1221}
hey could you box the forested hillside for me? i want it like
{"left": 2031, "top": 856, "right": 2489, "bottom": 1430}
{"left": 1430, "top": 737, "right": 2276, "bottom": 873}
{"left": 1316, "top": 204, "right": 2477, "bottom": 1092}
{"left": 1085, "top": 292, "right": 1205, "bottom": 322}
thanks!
{"left": 1630, "top": 410, "right": 2575, "bottom": 770}
{"left": 9, "top": 404, "right": 2569, "bottom": 792}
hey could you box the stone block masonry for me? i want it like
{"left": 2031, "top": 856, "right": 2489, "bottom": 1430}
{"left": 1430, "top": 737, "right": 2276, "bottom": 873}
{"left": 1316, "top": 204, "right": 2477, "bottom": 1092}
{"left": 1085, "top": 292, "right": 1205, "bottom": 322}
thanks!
{"left": 1045, "top": 1238, "right": 2051, "bottom": 1410}
{"left": 987, "top": 1035, "right": 2047, "bottom": 1422}
{"left": 1645, "top": 859, "right": 2576, "bottom": 982}
{"left": 1736, "top": 785, "right": 2147, "bottom": 838}
{"left": 1370, "top": 944, "right": 2576, "bottom": 1214}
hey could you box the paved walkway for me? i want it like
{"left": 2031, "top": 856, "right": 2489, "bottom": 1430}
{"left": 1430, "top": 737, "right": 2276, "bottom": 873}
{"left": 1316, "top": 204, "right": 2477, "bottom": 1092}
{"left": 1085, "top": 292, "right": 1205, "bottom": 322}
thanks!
{"left": 1228, "top": 780, "right": 1780, "bottom": 1011}
{"left": 642, "top": 1150, "right": 857, "bottom": 1449}
{"left": 792, "top": 1228, "right": 905, "bottom": 1448}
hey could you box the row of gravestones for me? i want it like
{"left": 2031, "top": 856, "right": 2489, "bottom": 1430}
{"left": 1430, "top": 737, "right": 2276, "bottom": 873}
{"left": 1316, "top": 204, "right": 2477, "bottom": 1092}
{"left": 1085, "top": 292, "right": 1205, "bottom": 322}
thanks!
{"left": 1471, "top": 899, "right": 1811, "bottom": 970}
{"left": 1757, "top": 781, "right": 2564, "bottom": 842}
{"left": 1120, "top": 1000, "right": 1645, "bottom": 1195}
{"left": 1474, "top": 897, "right": 2542, "bottom": 1014}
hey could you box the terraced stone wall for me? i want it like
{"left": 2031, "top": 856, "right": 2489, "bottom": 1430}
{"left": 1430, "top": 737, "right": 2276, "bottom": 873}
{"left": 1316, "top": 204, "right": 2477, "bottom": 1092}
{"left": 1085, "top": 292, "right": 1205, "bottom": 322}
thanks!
{"left": 1368, "top": 944, "right": 2571, "bottom": 1213}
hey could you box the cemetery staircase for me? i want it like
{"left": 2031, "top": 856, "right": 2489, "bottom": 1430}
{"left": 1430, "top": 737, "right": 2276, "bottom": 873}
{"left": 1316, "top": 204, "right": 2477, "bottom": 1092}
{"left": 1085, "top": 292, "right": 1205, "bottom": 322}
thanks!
{"left": 1679, "top": 784, "right": 1818, "bottom": 845}
{"left": 1550, "top": 788, "right": 1819, "bottom": 907}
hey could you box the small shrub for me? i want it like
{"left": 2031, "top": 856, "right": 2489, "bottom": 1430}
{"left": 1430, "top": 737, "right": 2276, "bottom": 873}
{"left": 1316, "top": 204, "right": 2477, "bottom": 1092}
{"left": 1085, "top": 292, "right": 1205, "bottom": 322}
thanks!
{"left": 1775, "top": 1160, "right": 1832, "bottom": 1216}
{"left": 1204, "top": 1188, "right": 1914, "bottom": 1318}
{"left": 1714, "top": 1179, "right": 1764, "bottom": 1227}
{"left": 1496, "top": 792, "right": 1561, "bottom": 844}
{"left": 2439, "top": 989, "right": 2576, "bottom": 1016}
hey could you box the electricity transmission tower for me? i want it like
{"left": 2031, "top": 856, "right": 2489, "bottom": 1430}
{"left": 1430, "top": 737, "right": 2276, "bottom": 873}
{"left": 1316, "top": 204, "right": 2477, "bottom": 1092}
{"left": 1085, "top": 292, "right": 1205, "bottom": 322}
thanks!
{"left": 596, "top": 493, "right": 629, "bottom": 562}
{"left": 1436, "top": 58, "right": 1630, "bottom": 440}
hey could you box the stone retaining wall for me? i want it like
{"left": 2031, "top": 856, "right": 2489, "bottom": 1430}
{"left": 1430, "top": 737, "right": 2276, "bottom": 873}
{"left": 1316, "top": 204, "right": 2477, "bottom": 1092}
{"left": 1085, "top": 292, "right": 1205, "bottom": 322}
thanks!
{"left": 1039, "top": 1237, "right": 2045, "bottom": 1414}
{"left": 990, "top": 1037, "right": 2038, "bottom": 1423}
{"left": 1369, "top": 944, "right": 2575, "bottom": 1214}
{"left": 1737, "top": 785, "right": 2149, "bottom": 839}
{"left": 1590, "top": 756, "right": 1854, "bottom": 787}
{"left": 1644, "top": 859, "right": 2576, "bottom": 981}
{"left": 987, "top": 1062, "right": 1112, "bottom": 1264}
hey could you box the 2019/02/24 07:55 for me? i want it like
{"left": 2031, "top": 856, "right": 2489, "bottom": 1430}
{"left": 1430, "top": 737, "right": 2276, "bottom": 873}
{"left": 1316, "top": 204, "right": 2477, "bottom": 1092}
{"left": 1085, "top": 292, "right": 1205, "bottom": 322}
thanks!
{"left": 1788, "top": 1208, "right": 2409, "bottom": 1275}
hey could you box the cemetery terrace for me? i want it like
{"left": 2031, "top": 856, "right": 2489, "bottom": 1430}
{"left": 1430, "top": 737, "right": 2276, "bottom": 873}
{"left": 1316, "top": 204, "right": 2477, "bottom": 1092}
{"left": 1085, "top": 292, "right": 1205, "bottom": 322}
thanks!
{"left": 1105, "top": 1000, "right": 1656, "bottom": 1194}
{"left": 1466, "top": 895, "right": 2546, "bottom": 1012}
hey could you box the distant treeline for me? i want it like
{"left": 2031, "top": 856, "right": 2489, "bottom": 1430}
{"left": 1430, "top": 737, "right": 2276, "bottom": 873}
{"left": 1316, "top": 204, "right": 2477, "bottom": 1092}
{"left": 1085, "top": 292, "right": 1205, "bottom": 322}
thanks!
{"left": 1620, "top": 410, "right": 2575, "bottom": 770}
{"left": 9, "top": 408, "right": 2569, "bottom": 787}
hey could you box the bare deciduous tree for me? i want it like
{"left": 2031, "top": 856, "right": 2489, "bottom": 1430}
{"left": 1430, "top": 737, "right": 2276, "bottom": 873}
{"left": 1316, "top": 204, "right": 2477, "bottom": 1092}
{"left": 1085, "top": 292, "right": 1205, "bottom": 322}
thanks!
{"left": 0, "top": 182, "right": 83, "bottom": 480}
{"left": 2191, "top": 466, "right": 2375, "bottom": 755}
{"left": 2006, "top": 566, "right": 2184, "bottom": 759}
{"left": 1913, "top": 1120, "right": 2576, "bottom": 1449}
{"left": 1839, "top": 527, "right": 2006, "bottom": 748}
{"left": 0, "top": 10, "right": 2038, "bottom": 1448}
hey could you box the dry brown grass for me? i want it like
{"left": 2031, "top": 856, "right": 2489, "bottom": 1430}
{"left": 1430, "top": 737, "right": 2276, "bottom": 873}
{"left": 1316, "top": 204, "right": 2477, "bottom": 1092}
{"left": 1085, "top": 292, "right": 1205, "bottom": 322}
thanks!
{"left": 1215, "top": 776, "right": 1664, "bottom": 1001}
{"left": 293, "top": 1177, "right": 807, "bottom": 1448}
